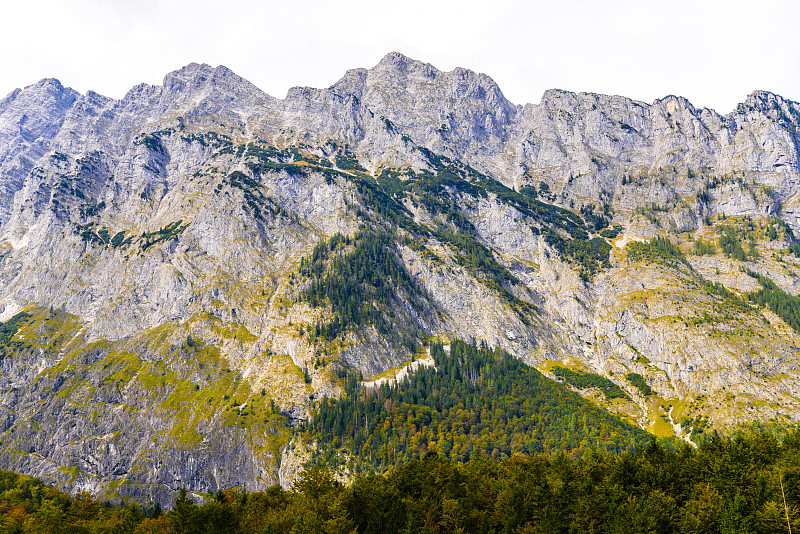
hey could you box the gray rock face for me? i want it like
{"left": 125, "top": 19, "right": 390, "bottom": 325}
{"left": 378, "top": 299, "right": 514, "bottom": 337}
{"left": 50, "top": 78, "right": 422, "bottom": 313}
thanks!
{"left": 502, "top": 89, "right": 800, "bottom": 217}
{"left": 1, "top": 52, "right": 800, "bottom": 501}
{"left": 0, "top": 79, "right": 79, "bottom": 224}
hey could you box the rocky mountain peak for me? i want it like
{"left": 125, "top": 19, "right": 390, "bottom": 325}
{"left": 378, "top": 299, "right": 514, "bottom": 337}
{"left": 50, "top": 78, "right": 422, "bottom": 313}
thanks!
{"left": 535, "top": 88, "right": 648, "bottom": 116}
{"left": 744, "top": 89, "right": 787, "bottom": 108}
{"left": 0, "top": 77, "right": 80, "bottom": 223}
{"left": 0, "top": 89, "right": 22, "bottom": 117}
{"left": 373, "top": 51, "right": 439, "bottom": 79}
{"left": 653, "top": 94, "right": 697, "bottom": 114}
{"left": 21, "top": 78, "right": 74, "bottom": 98}
{"left": 162, "top": 63, "right": 268, "bottom": 103}
{"left": 362, "top": 52, "right": 510, "bottom": 110}
{"left": 325, "top": 68, "right": 368, "bottom": 99}
{"left": 162, "top": 62, "right": 217, "bottom": 90}
{"left": 737, "top": 90, "right": 800, "bottom": 128}
{"left": 0, "top": 78, "right": 79, "bottom": 123}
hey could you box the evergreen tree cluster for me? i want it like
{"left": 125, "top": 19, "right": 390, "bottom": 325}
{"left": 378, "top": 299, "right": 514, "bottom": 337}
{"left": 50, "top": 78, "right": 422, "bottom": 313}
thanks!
{"left": 626, "top": 236, "right": 686, "bottom": 264}
{"left": 599, "top": 224, "right": 623, "bottom": 239}
{"left": 746, "top": 269, "right": 800, "bottom": 333}
{"left": 5, "top": 431, "right": 800, "bottom": 532}
{"left": 299, "top": 231, "right": 426, "bottom": 348}
{"left": 692, "top": 238, "right": 716, "bottom": 255}
{"left": 626, "top": 372, "right": 653, "bottom": 396}
{"left": 543, "top": 232, "right": 612, "bottom": 281}
{"left": 718, "top": 223, "right": 758, "bottom": 261}
{"left": 306, "top": 340, "right": 650, "bottom": 475}
{"left": 579, "top": 202, "right": 611, "bottom": 231}
{"left": 243, "top": 142, "right": 329, "bottom": 178}
{"left": 719, "top": 231, "right": 749, "bottom": 261}
{"left": 551, "top": 365, "right": 630, "bottom": 399}
{"left": 334, "top": 148, "right": 367, "bottom": 172}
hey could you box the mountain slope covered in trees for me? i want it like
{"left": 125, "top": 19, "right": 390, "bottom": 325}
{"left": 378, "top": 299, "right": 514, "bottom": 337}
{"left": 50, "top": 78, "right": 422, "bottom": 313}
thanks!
{"left": 307, "top": 339, "right": 651, "bottom": 475}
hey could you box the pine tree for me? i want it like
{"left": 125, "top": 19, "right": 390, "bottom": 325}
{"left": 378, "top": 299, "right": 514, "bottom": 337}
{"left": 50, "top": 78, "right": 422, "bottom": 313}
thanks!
{"left": 169, "top": 488, "right": 197, "bottom": 534}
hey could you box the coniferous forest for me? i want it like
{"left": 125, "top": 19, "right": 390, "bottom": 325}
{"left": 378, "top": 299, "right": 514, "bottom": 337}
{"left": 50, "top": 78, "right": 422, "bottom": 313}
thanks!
{"left": 306, "top": 340, "right": 650, "bottom": 475}
{"left": 3, "top": 431, "right": 800, "bottom": 532}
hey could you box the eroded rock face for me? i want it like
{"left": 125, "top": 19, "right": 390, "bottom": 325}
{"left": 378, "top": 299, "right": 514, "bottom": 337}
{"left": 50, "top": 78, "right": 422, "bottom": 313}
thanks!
{"left": 1, "top": 52, "right": 800, "bottom": 502}
{"left": 0, "top": 79, "right": 80, "bottom": 225}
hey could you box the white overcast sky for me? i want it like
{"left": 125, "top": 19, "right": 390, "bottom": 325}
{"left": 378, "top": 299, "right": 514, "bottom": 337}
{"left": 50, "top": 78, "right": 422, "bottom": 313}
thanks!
{"left": 1, "top": 0, "right": 798, "bottom": 114}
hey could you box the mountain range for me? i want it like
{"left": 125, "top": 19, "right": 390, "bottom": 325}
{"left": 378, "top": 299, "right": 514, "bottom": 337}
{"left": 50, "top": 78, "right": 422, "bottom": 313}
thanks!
{"left": 1, "top": 52, "right": 799, "bottom": 505}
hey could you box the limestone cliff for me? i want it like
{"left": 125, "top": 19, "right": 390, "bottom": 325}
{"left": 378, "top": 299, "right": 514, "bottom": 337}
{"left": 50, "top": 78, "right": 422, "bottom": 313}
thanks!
{"left": 1, "top": 53, "right": 799, "bottom": 504}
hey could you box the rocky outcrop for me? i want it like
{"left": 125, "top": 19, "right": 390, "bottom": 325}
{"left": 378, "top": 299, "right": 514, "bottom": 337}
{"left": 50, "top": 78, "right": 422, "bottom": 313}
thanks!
{"left": 0, "top": 79, "right": 79, "bottom": 224}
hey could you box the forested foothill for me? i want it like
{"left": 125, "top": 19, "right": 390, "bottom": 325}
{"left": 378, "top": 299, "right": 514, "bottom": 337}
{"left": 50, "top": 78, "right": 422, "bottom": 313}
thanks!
{"left": 306, "top": 339, "right": 649, "bottom": 476}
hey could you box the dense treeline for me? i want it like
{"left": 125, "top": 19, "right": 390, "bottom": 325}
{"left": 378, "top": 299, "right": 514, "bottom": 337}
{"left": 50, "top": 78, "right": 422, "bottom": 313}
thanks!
{"left": 0, "top": 469, "right": 162, "bottom": 533}
{"left": 340, "top": 432, "right": 800, "bottom": 534}
{"left": 5, "top": 431, "right": 800, "bottom": 532}
{"left": 626, "top": 372, "right": 653, "bottom": 396}
{"left": 306, "top": 340, "right": 651, "bottom": 475}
